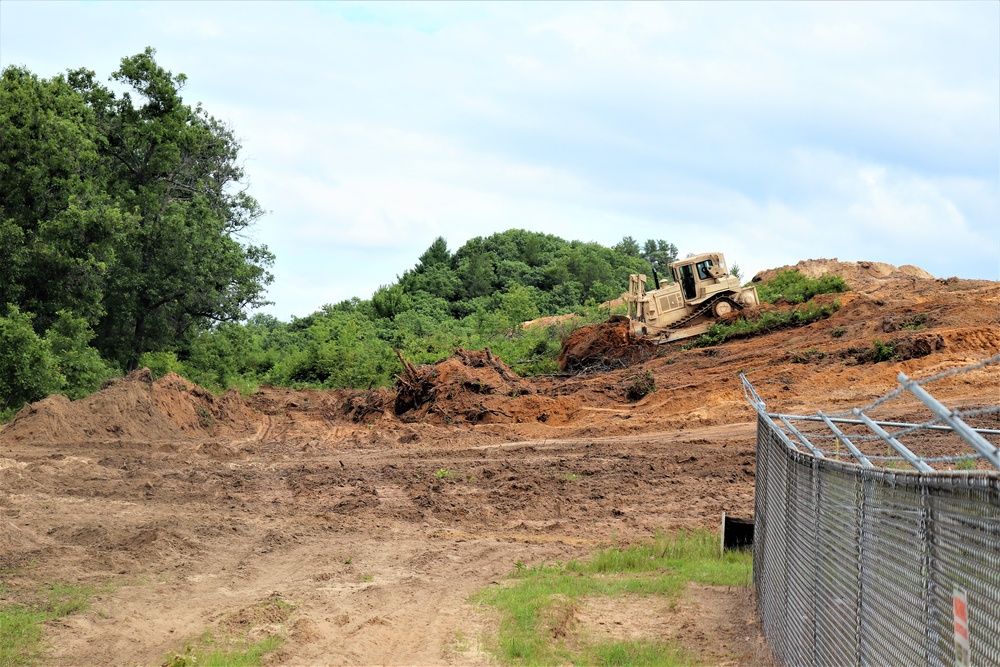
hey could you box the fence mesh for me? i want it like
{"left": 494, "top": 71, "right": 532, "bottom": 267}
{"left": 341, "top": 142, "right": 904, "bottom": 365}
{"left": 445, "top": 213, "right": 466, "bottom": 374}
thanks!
{"left": 747, "top": 359, "right": 1000, "bottom": 666}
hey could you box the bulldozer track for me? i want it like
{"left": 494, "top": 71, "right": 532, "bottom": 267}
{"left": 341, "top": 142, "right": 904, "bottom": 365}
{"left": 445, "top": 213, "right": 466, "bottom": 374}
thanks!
{"left": 666, "top": 295, "right": 743, "bottom": 332}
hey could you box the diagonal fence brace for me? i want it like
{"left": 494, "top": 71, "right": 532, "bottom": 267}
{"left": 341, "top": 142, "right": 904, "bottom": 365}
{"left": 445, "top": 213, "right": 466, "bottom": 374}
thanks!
{"left": 852, "top": 409, "right": 934, "bottom": 473}
{"left": 899, "top": 372, "right": 1000, "bottom": 471}
{"left": 776, "top": 416, "right": 822, "bottom": 457}
{"left": 817, "top": 410, "right": 872, "bottom": 467}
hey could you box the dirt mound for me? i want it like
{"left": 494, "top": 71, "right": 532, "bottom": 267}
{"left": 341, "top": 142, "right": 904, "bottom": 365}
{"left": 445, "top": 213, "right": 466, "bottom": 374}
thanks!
{"left": 522, "top": 299, "right": 624, "bottom": 331}
{"left": 558, "top": 316, "right": 660, "bottom": 372}
{"left": 360, "top": 348, "right": 578, "bottom": 426}
{"left": 522, "top": 313, "right": 581, "bottom": 330}
{"left": 752, "top": 258, "right": 934, "bottom": 291}
{"left": 0, "top": 517, "right": 50, "bottom": 557}
{"left": 0, "top": 369, "right": 257, "bottom": 445}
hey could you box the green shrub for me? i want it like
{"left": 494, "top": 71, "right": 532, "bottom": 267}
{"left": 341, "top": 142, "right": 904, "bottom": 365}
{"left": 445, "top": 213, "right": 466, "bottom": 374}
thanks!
{"left": 45, "top": 311, "right": 117, "bottom": 399}
{"left": 901, "top": 313, "right": 927, "bottom": 330}
{"left": 870, "top": 339, "right": 897, "bottom": 362}
{"left": 138, "top": 350, "right": 185, "bottom": 379}
{"left": 687, "top": 300, "right": 840, "bottom": 349}
{"left": 0, "top": 305, "right": 62, "bottom": 420}
{"left": 756, "top": 270, "right": 848, "bottom": 304}
{"left": 274, "top": 312, "right": 399, "bottom": 389}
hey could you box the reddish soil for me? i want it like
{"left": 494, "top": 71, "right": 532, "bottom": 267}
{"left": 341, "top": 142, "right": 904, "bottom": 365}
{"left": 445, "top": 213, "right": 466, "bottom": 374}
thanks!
{"left": 1, "top": 259, "right": 997, "bottom": 666}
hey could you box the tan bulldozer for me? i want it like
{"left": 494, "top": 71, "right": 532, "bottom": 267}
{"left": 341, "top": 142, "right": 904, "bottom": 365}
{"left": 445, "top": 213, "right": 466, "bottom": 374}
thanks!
{"left": 622, "top": 252, "right": 759, "bottom": 342}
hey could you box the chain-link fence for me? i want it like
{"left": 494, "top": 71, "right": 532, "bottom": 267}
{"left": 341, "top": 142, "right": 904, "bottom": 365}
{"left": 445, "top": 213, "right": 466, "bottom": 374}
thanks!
{"left": 744, "top": 358, "right": 1000, "bottom": 666}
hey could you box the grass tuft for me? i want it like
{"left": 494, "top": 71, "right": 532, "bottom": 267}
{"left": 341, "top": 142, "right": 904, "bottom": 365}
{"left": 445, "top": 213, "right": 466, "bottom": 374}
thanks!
{"left": 0, "top": 606, "right": 47, "bottom": 667}
{"left": 163, "top": 632, "right": 284, "bottom": 667}
{"left": 474, "top": 529, "right": 751, "bottom": 665}
{"left": 1, "top": 583, "right": 99, "bottom": 667}
{"left": 41, "top": 583, "right": 96, "bottom": 617}
{"left": 588, "top": 639, "right": 691, "bottom": 666}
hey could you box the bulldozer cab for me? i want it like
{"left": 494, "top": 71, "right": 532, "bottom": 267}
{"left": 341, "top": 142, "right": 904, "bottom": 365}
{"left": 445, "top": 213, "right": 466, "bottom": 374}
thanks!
{"left": 671, "top": 253, "right": 728, "bottom": 302}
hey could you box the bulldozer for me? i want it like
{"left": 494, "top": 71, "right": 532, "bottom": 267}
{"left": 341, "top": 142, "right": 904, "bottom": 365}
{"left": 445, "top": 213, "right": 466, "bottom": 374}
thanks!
{"left": 622, "top": 251, "right": 759, "bottom": 342}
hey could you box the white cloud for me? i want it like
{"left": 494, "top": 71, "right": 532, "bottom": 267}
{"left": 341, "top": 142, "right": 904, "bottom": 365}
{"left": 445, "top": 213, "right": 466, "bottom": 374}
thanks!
{"left": 850, "top": 167, "right": 965, "bottom": 236}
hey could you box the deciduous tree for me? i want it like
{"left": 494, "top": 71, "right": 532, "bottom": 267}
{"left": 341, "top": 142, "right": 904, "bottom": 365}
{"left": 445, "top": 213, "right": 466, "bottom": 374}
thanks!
{"left": 0, "top": 49, "right": 275, "bottom": 372}
{"left": 81, "top": 49, "right": 274, "bottom": 368}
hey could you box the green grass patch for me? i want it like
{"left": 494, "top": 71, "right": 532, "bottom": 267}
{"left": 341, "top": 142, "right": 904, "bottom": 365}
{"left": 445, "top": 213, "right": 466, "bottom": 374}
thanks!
{"left": 0, "top": 606, "right": 47, "bottom": 667}
{"left": 163, "top": 596, "right": 290, "bottom": 667}
{"left": 686, "top": 300, "right": 840, "bottom": 349}
{"left": 756, "top": 269, "right": 848, "bottom": 304}
{"left": 587, "top": 639, "right": 690, "bottom": 666}
{"left": 473, "top": 530, "right": 752, "bottom": 666}
{"left": 955, "top": 457, "right": 977, "bottom": 471}
{"left": 0, "top": 583, "right": 99, "bottom": 667}
{"left": 163, "top": 633, "right": 285, "bottom": 667}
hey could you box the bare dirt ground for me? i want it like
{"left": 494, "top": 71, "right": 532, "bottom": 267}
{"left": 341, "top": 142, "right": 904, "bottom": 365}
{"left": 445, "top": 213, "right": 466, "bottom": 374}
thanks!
{"left": 1, "top": 260, "right": 998, "bottom": 666}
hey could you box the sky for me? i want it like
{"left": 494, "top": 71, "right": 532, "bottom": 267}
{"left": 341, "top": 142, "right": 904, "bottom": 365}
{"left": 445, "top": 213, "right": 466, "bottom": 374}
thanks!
{"left": 2, "top": 1, "right": 998, "bottom": 319}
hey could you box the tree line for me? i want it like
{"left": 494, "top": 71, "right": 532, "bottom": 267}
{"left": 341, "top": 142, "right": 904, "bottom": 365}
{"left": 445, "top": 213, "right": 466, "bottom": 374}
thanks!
{"left": 137, "top": 229, "right": 676, "bottom": 399}
{"left": 1, "top": 49, "right": 680, "bottom": 419}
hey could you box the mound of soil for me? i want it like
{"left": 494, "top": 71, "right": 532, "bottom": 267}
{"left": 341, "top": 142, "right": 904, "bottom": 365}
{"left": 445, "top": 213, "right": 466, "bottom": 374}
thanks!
{"left": 752, "top": 258, "right": 934, "bottom": 290}
{"left": 558, "top": 316, "right": 660, "bottom": 373}
{"left": 522, "top": 299, "right": 624, "bottom": 331}
{"left": 356, "top": 348, "right": 578, "bottom": 427}
{"left": 0, "top": 369, "right": 257, "bottom": 445}
{"left": 521, "top": 313, "right": 580, "bottom": 330}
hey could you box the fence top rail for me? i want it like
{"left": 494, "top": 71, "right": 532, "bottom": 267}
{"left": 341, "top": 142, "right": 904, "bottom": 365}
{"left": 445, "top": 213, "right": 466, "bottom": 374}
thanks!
{"left": 740, "top": 356, "right": 1000, "bottom": 473}
{"left": 770, "top": 413, "right": 1000, "bottom": 436}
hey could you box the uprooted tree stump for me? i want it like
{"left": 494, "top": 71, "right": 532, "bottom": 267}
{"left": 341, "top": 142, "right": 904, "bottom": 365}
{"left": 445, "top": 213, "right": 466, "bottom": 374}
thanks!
{"left": 390, "top": 348, "right": 536, "bottom": 424}
{"left": 394, "top": 350, "right": 436, "bottom": 415}
{"left": 558, "top": 316, "right": 660, "bottom": 373}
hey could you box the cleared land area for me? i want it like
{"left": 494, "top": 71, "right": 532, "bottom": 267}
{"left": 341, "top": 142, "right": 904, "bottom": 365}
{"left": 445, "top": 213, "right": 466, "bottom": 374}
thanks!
{"left": 1, "top": 261, "right": 997, "bottom": 665}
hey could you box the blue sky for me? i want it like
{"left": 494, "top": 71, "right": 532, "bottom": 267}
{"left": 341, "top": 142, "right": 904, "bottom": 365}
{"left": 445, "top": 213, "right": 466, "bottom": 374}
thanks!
{"left": 2, "top": 1, "right": 997, "bottom": 319}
